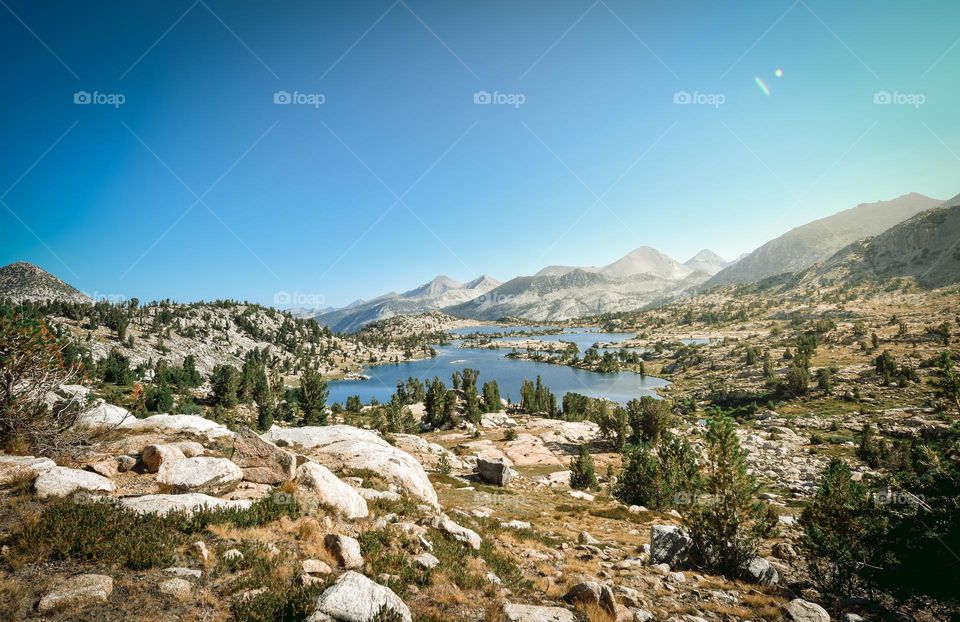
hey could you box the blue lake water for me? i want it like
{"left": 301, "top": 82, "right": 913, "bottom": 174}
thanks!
{"left": 326, "top": 326, "right": 667, "bottom": 406}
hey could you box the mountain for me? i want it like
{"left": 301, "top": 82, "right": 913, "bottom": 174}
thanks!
{"left": 314, "top": 274, "right": 501, "bottom": 333}
{"left": 598, "top": 246, "right": 692, "bottom": 280}
{"left": 812, "top": 192, "right": 960, "bottom": 288}
{"left": 535, "top": 246, "right": 692, "bottom": 280}
{"left": 704, "top": 192, "right": 942, "bottom": 287}
{"left": 0, "top": 261, "right": 92, "bottom": 304}
{"left": 444, "top": 268, "right": 708, "bottom": 321}
{"left": 683, "top": 249, "right": 729, "bottom": 275}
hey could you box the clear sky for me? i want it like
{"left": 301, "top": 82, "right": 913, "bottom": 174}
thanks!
{"left": 1, "top": 0, "right": 958, "bottom": 307}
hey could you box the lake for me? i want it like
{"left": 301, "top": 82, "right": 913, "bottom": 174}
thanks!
{"left": 326, "top": 326, "right": 668, "bottom": 405}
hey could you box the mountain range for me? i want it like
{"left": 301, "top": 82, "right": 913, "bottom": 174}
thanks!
{"left": 313, "top": 274, "right": 502, "bottom": 333}
{"left": 4, "top": 190, "right": 957, "bottom": 328}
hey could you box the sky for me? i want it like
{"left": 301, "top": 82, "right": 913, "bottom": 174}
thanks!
{"left": 1, "top": 0, "right": 958, "bottom": 308}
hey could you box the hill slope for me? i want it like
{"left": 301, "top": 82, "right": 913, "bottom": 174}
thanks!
{"left": 813, "top": 192, "right": 960, "bottom": 288}
{"left": 0, "top": 261, "right": 92, "bottom": 303}
{"left": 705, "top": 193, "right": 942, "bottom": 287}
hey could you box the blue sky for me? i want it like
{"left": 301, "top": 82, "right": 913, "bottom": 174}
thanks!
{"left": 1, "top": 0, "right": 958, "bottom": 307}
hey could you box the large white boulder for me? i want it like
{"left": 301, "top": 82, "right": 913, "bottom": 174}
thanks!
{"left": 34, "top": 466, "right": 115, "bottom": 499}
{"left": 263, "top": 425, "right": 438, "bottom": 507}
{"left": 157, "top": 457, "right": 243, "bottom": 496}
{"left": 390, "top": 433, "right": 467, "bottom": 471}
{"left": 310, "top": 571, "right": 412, "bottom": 622}
{"left": 297, "top": 462, "right": 368, "bottom": 520}
{"left": 119, "top": 493, "right": 252, "bottom": 516}
{"left": 428, "top": 515, "right": 482, "bottom": 550}
{"left": 73, "top": 402, "right": 133, "bottom": 431}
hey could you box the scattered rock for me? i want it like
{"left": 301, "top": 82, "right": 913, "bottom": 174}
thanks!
{"left": 192, "top": 541, "right": 210, "bottom": 563}
{"left": 476, "top": 456, "right": 513, "bottom": 486}
{"left": 568, "top": 490, "right": 594, "bottom": 501}
{"left": 428, "top": 515, "right": 482, "bottom": 550}
{"left": 297, "top": 462, "right": 369, "bottom": 520}
{"left": 502, "top": 520, "right": 531, "bottom": 530}
{"left": 310, "top": 570, "right": 412, "bottom": 622}
{"left": 503, "top": 603, "right": 577, "bottom": 622}
{"left": 232, "top": 427, "right": 297, "bottom": 484}
{"left": 301, "top": 559, "right": 333, "bottom": 575}
{"left": 120, "top": 493, "right": 252, "bottom": 516}
{"left": 649, "top": 524, "right": 691, "bottom": 568}
{"left": 412, "top": 552, "right": 440, "bottom": 569}
{"left": 164, "top": 567, "right": 202, "bottom": 579}
{"left": 746, "top": 556, "right": 780, "bottom": 586}
{"left": 324, "top": 534, "right": 364, "bottom": 569}
{"left": 784, "top": 598, "right": 831, "bottom": 622}
{"left": 34, "top": 466, "right": 115, "bottom": 499}
{"left": 38, "top": 574, "right": 113, "bottom": 612}
{"left": 632, "top": 608, "right": 654, "bottom": 622}
{"left": 157, "top": 457, "right": 243, "bottom": 496}
{"left": 578, "top": 531, "right": 599, "bottom": 545}
{"left": 773, "top": 542, "right": 797, "bottom": 560}
{"left": 159, "top": 578, "right": 192, "bottom": 599}
{"left": 84, "top": 459, "right": 118, "bottom": 479}
{"left": 141, "top": 444, "right": 186, "bottom": 473}
{"left": 116, "top": 455, "right": 137, "bottom": 473}
{"left": 223, "top": 549, "right": 243, "bottom": 562}
{"left": 563, "top": 581, "right": 617, "bottom": 616}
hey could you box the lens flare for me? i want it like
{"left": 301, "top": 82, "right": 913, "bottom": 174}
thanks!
{"left": 775, "top": 68, "right": 784, "bottom": 78}
{"left": 755, "top": 76, "right": 771, "bottom": 96}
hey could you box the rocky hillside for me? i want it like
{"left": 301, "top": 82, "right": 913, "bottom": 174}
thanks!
{"left": 705, "top": 192, "right": 942, "bottom": 287}
{"left": 0, "top": 262, "right": 92, "bottom": 304}
{"left": 811, "top": 192, "right": 960, "bottom": 288}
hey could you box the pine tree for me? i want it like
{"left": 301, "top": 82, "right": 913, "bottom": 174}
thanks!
{"left": 299, "top": 368, "right": 329, "bottom": 426}
{"left": 686, "top": 412, "right": 775, "bottom": 578}
{"left": 482, "top": 380, "right": 501, "bottom": 412}
{"left": 569, "top": 444, "right": 597, "bottom": 490}
{"left": 799, "top": 458, "right": 881, "bottom": 597}
{"left": 210, "top": 364, "right": 240, "bottom": 407}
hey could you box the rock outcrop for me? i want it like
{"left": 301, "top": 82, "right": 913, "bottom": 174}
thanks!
{"left": 157, "top": 457, "right": 243, "bottom": 496}
{"left": 232, "top": 427, "right": 297, "bottom": 484}
{"left": 297, "top": 462, "right": 369, "bottom": 520}
{"left": 263, "top": 425, "right": 438, "bottom": 506}
{"left": 38, "top": 574, "right": 113, "bottom": 612}
{"left": 34, "top": 467, "right": 115, "bottom": 499}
